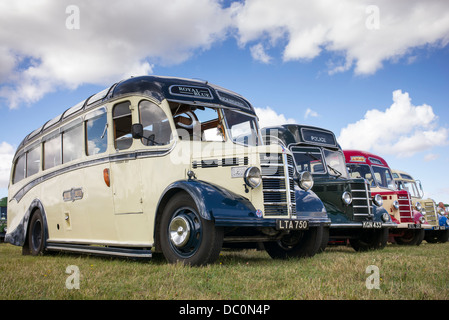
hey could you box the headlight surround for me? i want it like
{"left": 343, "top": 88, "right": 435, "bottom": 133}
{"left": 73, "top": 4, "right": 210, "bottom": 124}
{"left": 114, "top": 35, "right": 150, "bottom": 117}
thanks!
{"left": 298, "top": 171, "right": 314, "bottom": 191}
{"left": 421, "top": 209, "right": 426, "bottom": 216}
{"left": 244, "top": 166, "right": 262, "bottom": 189}
{"left": 392, "top": 200, "right": 400, "bottom": 210}
{"left": 342, "top": 191, "right": 352, "bottom": 205}
{"left": 438, "top": 207, "right": 445, "bottom": 215}
{"left": 373, "top": 194, "right": 383, "bottom": 207}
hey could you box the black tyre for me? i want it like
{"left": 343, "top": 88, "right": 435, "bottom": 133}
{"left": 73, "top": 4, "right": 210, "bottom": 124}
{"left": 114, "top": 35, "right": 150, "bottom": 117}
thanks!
{"left": 263, "top": 226, "right": 322, "bottom": 259}
{"left": 28, "top": 209, "right": 46, "bottom": 256}
{"left": 349, "top": 228, "right": 388, "bottom": 252}
{"left": 426, "top": 229, "right": 449, "bottom": 243}
{"left": 159, "top": 192, "right": 223, "bottom": 266}
{"left": 318, "top": 226, "right": 329, "bottom": 252}
{"left": 438, "top": 229, "right": 449, "bottom": 243}
{"left": 424, "top": 231, "right": 439, "bottom": 243}
{"left": 395, "top": 228, "right": 425, "bottom": 246}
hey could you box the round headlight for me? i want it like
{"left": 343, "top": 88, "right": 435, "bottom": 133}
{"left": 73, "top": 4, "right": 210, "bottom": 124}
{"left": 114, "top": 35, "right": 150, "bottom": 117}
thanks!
{"left": 299, "top": 171, "right": 314, "bottom": 191}
{"left": 421, "top": 209, "right": 426, "bottom": 215}
{"left": 342, "top": 191, "right": 352, "bottom": 205}
{"left": 373, "top": 194, "right": 383, "bottom": 207}
{"left": 244, "top": 166, "right": 262, "bottom": 189}
{"left": 419, "top": 216, "right": 425, "bottom": 223}
{"left": 438, "top": 207, "right": 445, "bottom": 215}
{"left": 382, "top": 212, "right": 390, "bottom": 222}
{"left": 415, "top": 202, "right": 422, "bottom": 212}
{"left": 392, "top": 200, "right": 400, "bottom": 210}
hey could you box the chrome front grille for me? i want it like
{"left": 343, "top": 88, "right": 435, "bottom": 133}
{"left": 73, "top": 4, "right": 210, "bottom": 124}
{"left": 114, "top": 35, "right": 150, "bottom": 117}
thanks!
{"left": 351, "top": 181, "right": 372, "bottom": 217}
{"left": 260, "top": 153, "right": 296, "bottom": 216}
{"left": 424, "top": 201, "right": 437, "bottom": 225}
{"left": 398, "top": 193, "right": 413, "bottom": 223}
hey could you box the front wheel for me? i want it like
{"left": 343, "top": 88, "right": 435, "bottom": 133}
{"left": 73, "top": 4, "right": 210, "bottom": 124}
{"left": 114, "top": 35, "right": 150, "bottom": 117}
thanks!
{"left": 159, "top": 192, "right": 223, "bottom": 266}
{"left": 425, "top": 229, "right": 449, "bottom": 243}
{"left": 350, "top": 228, "right": 388, "bottom": 251}
{"left": 395, "top": 228, "right": 425, "bottom": 246}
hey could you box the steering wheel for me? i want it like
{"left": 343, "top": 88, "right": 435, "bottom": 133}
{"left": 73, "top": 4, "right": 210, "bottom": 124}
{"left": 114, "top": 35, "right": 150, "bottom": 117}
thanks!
{"left": 176, "top": 111, "right": 198, "bottom": 129}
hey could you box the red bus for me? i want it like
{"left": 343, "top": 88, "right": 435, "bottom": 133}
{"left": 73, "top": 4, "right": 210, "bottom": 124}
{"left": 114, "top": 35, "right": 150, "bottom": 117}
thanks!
{"left": 344, "top": 150, "right": 428, "bottom": 245}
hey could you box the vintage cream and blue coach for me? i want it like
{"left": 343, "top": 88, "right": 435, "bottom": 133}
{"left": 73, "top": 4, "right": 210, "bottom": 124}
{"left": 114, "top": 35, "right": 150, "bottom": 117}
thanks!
{"left": 262, "top": 125, "right": 396, "bottom": 251}
{"left": 6, "top": 75, "right": 329, "bottom": 265}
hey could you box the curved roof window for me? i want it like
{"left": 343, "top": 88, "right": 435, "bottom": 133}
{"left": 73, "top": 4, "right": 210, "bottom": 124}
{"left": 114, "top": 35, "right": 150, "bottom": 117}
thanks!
{"left": 63, "top": 100, "right": 85, "bottom": 119}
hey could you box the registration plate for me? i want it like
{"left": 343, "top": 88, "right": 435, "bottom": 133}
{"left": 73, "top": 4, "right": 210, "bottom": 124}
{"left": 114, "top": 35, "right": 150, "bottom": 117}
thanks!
{"left": 276, "top": 219, "right": 309, "bottom": 230}
{"left": 362, "top": 221, "right": 382, "bottom": 228}
{"left": 408, "top": 223, "right": 421, "bottom": 229}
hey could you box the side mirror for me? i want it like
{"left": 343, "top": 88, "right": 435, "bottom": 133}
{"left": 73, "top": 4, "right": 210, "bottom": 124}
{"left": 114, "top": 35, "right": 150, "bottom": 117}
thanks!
{"left": 132, "top": 123, "right": 143, "bottom": 139}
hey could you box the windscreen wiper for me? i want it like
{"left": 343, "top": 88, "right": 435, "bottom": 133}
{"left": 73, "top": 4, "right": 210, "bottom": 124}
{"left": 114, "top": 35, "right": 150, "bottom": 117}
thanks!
{"left": 306, "top": 152, "right": 341, "bottom": 178}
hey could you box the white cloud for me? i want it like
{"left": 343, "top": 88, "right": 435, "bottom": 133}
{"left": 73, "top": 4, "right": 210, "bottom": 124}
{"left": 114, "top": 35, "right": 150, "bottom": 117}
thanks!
{"left": 232, "top": 0, "right": 449, "bottom": 74}
{"left": 304, "top": 108, "right": 319, "bottom": 119}
{"left": 2, "top": 0, "right": 449, "bottom": 108}
{"left": 0, "top": 0, "right": 233, "bottom": 108}
{"left": 0, "top": 142, "right": 14, "bottom": 189}
{"left": 255, "top": 106, "right": 297, "bottom": 128}
{"left": 338, "top": 90, "right": 449, "bottom": 157}
{"left": 250, "top": 43, "right": 272, "bottom": 64}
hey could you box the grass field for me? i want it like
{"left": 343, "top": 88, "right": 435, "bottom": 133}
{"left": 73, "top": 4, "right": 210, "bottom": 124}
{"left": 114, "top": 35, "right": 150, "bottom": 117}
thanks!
{"left": 0, "top": 241, "right": 448, "bottom": 300}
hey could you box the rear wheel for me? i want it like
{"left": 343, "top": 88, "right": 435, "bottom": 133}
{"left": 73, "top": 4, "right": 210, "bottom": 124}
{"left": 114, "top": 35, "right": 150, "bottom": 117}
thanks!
{"left": 159, "top": 192, "right": 223, "bottom": 266}
{"left": 263, "top": 227, "right": 322, "bottom": 259}
{"left": 28, "top": 209, "right": 46, "bottom": 256}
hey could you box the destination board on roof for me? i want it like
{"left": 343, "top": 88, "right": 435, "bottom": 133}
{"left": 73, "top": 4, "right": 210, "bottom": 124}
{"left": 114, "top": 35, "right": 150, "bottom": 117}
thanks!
{"left": 169, "top": 85, "right": 213, "bottom": 99}
{"left": 350, "top": 156, "right": 366, "bottom": 162}
{"left": 217, "top": 90, "right": 250, "bottom": 109}
{"left": 301, "top": 128, "right": 336, "bottom": 146}
{"left": 369, "top": 157, "right": 383, "bottom": 165}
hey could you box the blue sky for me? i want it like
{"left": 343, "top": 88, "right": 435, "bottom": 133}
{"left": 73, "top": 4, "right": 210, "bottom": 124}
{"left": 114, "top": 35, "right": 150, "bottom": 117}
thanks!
{"left": 1, "top": 0, "right": 448, "bottom": 203}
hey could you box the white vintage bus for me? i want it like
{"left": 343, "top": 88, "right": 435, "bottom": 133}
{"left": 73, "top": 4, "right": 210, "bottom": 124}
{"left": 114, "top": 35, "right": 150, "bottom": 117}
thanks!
{"left": 6, "top": 75, "right": 329, "bottom": 265}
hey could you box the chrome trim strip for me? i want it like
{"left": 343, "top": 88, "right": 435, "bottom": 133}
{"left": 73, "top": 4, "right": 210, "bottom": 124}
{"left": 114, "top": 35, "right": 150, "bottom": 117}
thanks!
{"left": 12, "top": 147, "right": 174, "bottom": 203}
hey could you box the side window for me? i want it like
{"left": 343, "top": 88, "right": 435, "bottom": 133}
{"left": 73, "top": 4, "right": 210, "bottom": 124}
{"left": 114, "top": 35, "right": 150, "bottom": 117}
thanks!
{"left": 12, "top": 154, "right": 26, "bottom": 184}
{"left": 43, "top": 134, "right": 61, "bottom": 170}
{"left": 113, "top": 101, "right": 132, "bottom": 150}
{"left": 85, "top": 107, "right": 108, "bottom": 156}
{"left": 26, "top": 145, "right": 41, "bottom": 177}
{"left": 139, "top": 100, "right": 172, "bottom": 146}
{"left": 62, "top": 121, "right": 83, "bottom": 163}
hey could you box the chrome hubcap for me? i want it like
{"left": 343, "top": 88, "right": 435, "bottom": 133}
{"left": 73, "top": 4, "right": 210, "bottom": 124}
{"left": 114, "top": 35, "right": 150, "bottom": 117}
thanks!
{"left": 169, "top": 216, "right": 191, "bottom": 247}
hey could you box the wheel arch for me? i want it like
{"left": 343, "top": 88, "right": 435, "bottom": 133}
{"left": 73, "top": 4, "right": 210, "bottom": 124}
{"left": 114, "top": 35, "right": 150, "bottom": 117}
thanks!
{"left": 153, "top": 182, "right": 209, "bottom": 252}
{"left": 6, "top": 199, "right": 48, "bottom": 251}
{"left": 152, "top": 179, "right": 256, "bottom": 251}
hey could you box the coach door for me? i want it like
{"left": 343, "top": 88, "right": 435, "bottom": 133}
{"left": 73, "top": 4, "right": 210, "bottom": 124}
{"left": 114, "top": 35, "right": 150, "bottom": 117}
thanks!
{"left": 110, "top": 101, "right": 144, "bottom": 215}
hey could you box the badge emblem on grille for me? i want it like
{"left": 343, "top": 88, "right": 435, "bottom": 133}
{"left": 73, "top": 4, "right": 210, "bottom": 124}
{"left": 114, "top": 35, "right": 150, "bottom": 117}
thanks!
{"left": 256, "top": 209, "right": 263, "bottom": 218}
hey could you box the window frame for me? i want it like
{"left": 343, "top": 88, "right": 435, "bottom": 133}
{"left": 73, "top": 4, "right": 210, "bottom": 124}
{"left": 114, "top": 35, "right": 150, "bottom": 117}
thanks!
{"left": 85, "top": 107, "right": 108, "bottom": 156}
